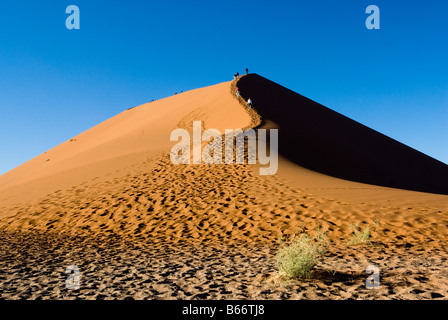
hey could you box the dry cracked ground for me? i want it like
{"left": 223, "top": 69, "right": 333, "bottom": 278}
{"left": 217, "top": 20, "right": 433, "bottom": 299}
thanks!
{"left": 1, "top": 230, "right": 447, "bottom": 300}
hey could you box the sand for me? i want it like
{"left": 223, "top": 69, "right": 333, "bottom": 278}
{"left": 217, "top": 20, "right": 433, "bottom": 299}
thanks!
{"left": 0, "top": 75, "right": 447, "bottom": 300}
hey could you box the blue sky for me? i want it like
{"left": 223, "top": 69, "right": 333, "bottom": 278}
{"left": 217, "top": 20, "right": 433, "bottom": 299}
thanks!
{"left": 0, "top": 0, "right": 447, "bottom": 175}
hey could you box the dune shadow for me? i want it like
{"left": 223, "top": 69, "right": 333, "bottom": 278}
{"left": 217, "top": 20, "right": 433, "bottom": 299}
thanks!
{"left": 237, "top": 74, "right": 448, "bottom": 195}
{"left": 312, "top": 269, "right": 366, "bottom": 285}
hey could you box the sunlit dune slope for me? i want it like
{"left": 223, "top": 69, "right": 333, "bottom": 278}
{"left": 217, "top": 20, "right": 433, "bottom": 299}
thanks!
{"left": 0, "top": 81, "right": 251, "bottom": 206}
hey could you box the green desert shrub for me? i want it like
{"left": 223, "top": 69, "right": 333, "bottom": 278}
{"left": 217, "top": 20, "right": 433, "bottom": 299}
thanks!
{"left": 349, "top": 223, "right": 372, "bottom": 245}
{"left": 276, "top": 225, "right": 329, "bottom": 280}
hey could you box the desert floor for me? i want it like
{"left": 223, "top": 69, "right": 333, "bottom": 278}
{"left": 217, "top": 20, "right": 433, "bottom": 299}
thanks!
{"left": 1, "top": 232, "right": 447, "bottom": 300}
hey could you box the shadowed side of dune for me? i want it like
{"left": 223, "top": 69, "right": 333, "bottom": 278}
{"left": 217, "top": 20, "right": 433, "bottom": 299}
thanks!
{"left": 237, "top": 74, "right": 448, "bottom": 195}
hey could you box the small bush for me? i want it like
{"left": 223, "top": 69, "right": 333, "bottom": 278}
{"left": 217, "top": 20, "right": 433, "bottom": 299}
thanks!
{"left": 349, "top": 223, "right": 371, "bottom": 245}
{"left": 373, "top": 219, "right": 380, "bottom": 231}
{"left": 276, "top": 225, "right": 329, "bottom": 280}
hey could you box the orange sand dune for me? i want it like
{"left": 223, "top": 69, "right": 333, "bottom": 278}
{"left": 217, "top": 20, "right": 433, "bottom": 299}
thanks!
{"left": 0, "top": 75, "right": 447, "bottom": 247}
{"left": 1, "top": 75, "right": 448, "bottom": 300}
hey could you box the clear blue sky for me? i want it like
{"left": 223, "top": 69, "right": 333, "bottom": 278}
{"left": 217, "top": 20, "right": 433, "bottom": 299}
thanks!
{"left": 1, "top": 0, "right": 447, "bottom": 175}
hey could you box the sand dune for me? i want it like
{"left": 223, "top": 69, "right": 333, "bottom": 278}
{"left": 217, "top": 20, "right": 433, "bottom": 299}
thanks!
{"left": 0, "top": 75, "right": 447, "bottom": 300}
